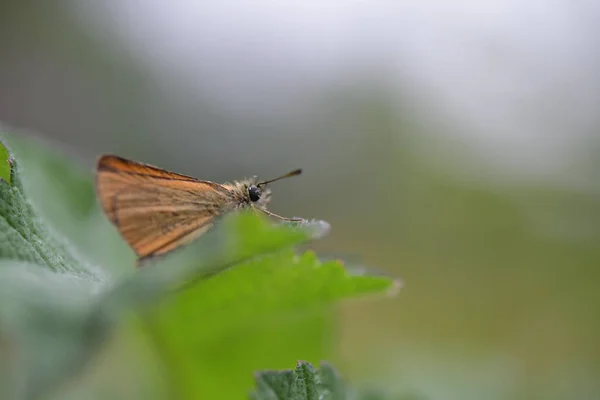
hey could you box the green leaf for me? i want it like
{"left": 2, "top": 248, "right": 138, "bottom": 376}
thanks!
{"left": 95, "top": 212, "right": 392, "bottom": 399}
{"left": 1, "top": 132, "right": 134, "bottom": 273}
{"left": 100, "top": 212, "right": 332, "bottom": 313}
{"left": 0, "top": 139, "right": 103, "bottom": 279}
{"left": 0, "top": 136, "right": 109, "bottom": 399}
{"left": 251, "top": 361, "right": 401, "bottom": 400}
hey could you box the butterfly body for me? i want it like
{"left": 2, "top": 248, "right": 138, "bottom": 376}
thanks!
{"left": 222, "top": 177, "right": 272, "bottom": 211}
{"left": 95, "top": 155, "right": 302, "bottom": 263}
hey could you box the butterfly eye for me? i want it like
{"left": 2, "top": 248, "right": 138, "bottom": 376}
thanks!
{"left": 248, "top": 185, "right": 261, "bottom": 202}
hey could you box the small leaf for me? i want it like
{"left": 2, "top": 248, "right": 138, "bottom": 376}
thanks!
{"left": 251, "top": 361, "right": 403, "bottom": 400}
{"left": 251, "top": 361, "right": 345, "bottom": 400}
{"left": 0, "top": 139, "right": 11, "bottom": 184}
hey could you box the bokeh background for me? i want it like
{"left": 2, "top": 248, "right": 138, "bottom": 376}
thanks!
{"left": 2, "top": 1, "right": 600, "bottom": 399}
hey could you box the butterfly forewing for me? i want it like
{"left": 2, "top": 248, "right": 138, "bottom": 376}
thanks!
{"left": 96, "top": 155, "right": 232, "bottom": 259}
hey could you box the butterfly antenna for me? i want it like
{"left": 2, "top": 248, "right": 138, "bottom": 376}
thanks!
{"left": 258, "top": 169, "right": 302, "bottom": 186}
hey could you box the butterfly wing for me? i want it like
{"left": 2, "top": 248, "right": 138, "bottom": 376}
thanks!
{"left": 96, "top": 155, "right": 233, "bottom": 260}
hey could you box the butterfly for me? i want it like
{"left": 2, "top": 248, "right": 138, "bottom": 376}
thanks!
{"left": 95, "top": 155, "right": 303, "bottom": 263}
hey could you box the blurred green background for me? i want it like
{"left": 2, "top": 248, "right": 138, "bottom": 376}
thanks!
{"left": 1, "top": 1, "right": 599, "bottom": 399}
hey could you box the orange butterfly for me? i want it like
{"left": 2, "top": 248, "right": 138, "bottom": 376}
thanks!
{"left": 95, "top": 155, "right": 303, "bottom": 263}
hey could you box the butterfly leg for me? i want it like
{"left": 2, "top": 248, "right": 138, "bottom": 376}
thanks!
{"left": 259, "top": 208, "right": 305, "bottom": 222}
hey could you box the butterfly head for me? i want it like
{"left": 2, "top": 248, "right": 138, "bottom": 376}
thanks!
{"left": 233, "top": 168, "right": 302, "bottom": 210}
{"left": 246, "top": 178, "right": 272, "bottom": 208}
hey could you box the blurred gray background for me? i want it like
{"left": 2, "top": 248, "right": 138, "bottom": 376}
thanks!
{"left": 1, "top": 1, "right": 600, "bottom": 399}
